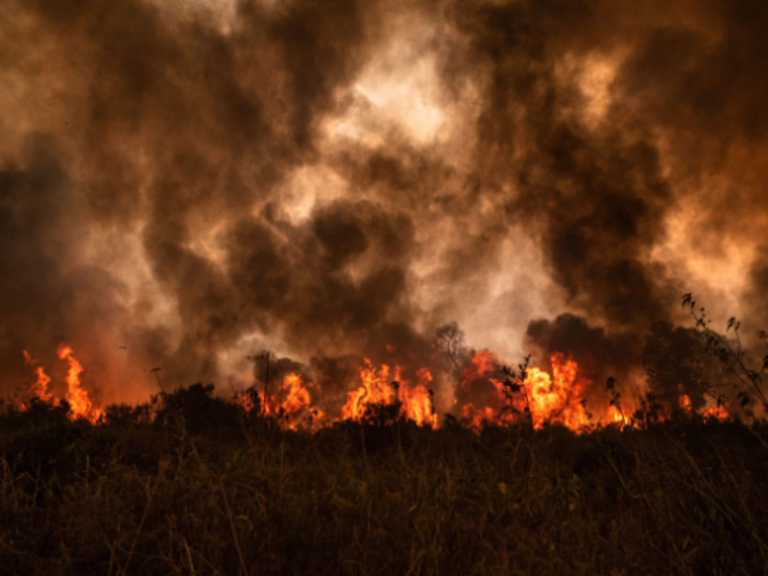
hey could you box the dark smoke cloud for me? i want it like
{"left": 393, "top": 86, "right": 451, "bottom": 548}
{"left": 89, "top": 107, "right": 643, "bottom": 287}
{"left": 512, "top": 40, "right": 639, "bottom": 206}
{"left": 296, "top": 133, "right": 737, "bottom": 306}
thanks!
{"left": 525, "top": 314, "right": 637, "bottom": 382}
{"left": 1, "top": 0, "right": 767, "bottom": 405}
{"left": 450, "top": 0, "right": 768, "bottom": 378}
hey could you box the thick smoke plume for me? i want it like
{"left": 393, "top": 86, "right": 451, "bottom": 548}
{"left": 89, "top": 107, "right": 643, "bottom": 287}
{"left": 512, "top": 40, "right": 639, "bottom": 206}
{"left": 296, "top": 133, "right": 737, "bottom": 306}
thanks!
{"left": 1, "top": 0, "right": 767, "bottom": 407}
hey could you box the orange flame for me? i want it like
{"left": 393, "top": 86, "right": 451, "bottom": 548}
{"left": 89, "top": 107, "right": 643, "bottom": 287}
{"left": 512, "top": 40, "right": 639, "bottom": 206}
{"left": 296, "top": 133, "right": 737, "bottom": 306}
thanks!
{"left": 341, "top": 359, "right": 395, "bottom": 420}
{"left": 23, "top": 350, "right": 53, "bottom": 403}
{"left": 458, "top": 350, "right": 514, "bottom": 429}
{"left": 607, "top": 404, "right": 626, "bottom": 427}
{"left": 269, "top": 372, "right": 322, "bottom": 430}
{"left": 235, "top": 389, "right": 258, "bottom": 413}
{"left": 15, "top": 343, "right": 730, "bottom": 432}
{"left": 678, "top": 382, "right": 692, "bottom": 413}
{"left": 237, "top": 372, "right": 323, "bottom": 430}
{"left": 525, "top": 353, "right": 591, "bottom": 429}
{"left": 57, "top": 344, "right": 103, "bottom": 423}
{"left": 340, "top": 360, "right": 437, "bottom": 427}
{"left": 703, "top": 402, "right": 730, "bottom": 420}
{"left": 400, "top": 367, "right": 437, "bottom": 428}
{"left": 457, "top": 351, "right": 612, "bottom": 431}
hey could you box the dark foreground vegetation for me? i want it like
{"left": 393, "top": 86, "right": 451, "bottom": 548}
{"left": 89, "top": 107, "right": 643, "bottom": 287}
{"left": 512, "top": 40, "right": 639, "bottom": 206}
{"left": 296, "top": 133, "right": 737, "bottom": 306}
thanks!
{"left": 1, "top": 391, "right": 768, "bottom": 576}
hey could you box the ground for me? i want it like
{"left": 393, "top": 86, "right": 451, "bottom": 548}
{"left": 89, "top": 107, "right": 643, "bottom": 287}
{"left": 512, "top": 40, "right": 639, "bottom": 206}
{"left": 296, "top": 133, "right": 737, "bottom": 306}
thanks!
{"left": 1, "top": 399, "right": 767, "bottom": 576}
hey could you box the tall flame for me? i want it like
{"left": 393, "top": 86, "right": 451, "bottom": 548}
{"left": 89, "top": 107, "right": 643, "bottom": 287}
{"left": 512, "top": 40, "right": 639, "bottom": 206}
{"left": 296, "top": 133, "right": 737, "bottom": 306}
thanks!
{"left": 237, "top": 372, "right": 324, "bottom": 430}
{"left": 23, "top": 350, "right": 53, "bottom": 403}
{"left": 400, "top": 367, "right": 437, "bottom": 428}
{"left": 57, "top": 344, "right": 102, "bottom": 423}
{"left": 525, "top": 353, "right": 591, "bottom": 429}
{"left": 340, "top": 359, "right": 437, "bottom": 427}
{"left": 268, "top": 372, "right": 322, "bottom": 430}
{"left": 341, "top": 359, "right": 395, "bottom": 420}
{"left": 16, "top": 344, "right": 728, "bottom": 431}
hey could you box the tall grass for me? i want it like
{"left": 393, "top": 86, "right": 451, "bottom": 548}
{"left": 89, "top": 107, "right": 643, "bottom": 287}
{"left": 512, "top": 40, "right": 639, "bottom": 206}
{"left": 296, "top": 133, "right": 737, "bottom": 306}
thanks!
{"left": 1, "top": 399, "right": 767, "bottom": 576}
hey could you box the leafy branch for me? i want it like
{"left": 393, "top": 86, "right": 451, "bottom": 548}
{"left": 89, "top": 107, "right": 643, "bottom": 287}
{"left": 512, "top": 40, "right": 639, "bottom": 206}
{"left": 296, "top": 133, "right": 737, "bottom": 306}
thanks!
{"left": 682, "top": 293, "right": 768, "bottom": 415}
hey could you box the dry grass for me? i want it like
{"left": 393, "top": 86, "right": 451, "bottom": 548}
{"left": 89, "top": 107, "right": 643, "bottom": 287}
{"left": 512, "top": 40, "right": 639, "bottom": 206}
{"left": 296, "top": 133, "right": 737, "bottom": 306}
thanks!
{"left": 1, "top": 397, "right": 767, "bottom": 576}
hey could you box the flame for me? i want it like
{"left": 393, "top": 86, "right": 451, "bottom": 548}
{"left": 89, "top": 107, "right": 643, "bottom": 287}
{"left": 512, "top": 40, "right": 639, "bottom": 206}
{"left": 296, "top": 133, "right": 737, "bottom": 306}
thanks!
{"left": 703, "top": 402, "right": 730, "bottom": 420}
{"left": 462, "top": 349, "right": 501, "bottom": 384}
{"left": 57, "top": 344, "right": 103, "bottom": 423}
{"left": 458, "top": 351, "right": 603, "bottom": 431}
{"left": 607, "top": 404, "right": 626, "bottom": 427}
{"left": 677, "top": 383, "right": 692, "bottom": 413}
{"left": 340, "top": 360, "right": 437, "bottom": 427}
{"left": 23, "top": 350, "right": 53, "bottom": 403}
{"left": 398, "top": 367, "right": 437, "bottom": 428}
{"left": 525, "top": 353, "right": 591, "bottom": 429}
{"left": 268, "top": 372, "right": 319, "bottom": 430}
{"left": 235, "top": 388, "right": 258, "bottom": 413}
{"left": 458, "top": 350, "right": 512, "bottom": 429}
{"left": 461, "top": 403, "right": 498, "bottom": 427}
{"left": 15, "top": 343, "right": 730, "bottom": 432}
{"left": 237, "top": 372, "right": 323, "bottom": 430}
{"left": 341, "top": 359, "right": 395, "bottom": 420}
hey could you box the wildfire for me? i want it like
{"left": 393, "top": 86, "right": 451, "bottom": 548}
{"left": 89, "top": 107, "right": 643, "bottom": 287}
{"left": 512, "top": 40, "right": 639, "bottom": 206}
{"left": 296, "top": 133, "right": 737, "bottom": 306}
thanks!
{"left": 703, "top": 403, "right": 730, "bottom": 420}
{"left": 525, "top": 353, "right": 591, "bottom": 429}
{"left": 607, "top": 404, "right": 627, "bottom": 427}
{"left": 341, "top": 359, "right": 396, "bottom": 420}
{"left": 15, "top": 343, "right": 730, "bottom": 432}
{"left": 458, "top": 350, "right": 513, "bottom": 429}
{"left": 57, "top": 344, "right": 103, "bottom": 423}
{"left": 23, "top": 350, "right": 53, "bottom": 404}
{"left": 340, "top": 359, "right": 437, "bottom": 427}
{"left": 458, "top": 351, "right": 614, "bottom": 430}
{"left": 269, "top": 372, "right": 323, "bottom": 430}
{"left": 237, "top": 372, "right": 325, "bottom": 430}
{"left": 400, "top": 367, "right": 437, "bottom": 428}
{"left": 678, "top": 382, "right": 692, "bottom": 413}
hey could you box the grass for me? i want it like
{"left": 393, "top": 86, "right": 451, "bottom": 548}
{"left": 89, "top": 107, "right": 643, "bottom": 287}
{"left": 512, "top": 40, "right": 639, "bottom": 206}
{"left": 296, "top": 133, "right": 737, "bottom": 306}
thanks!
{"left": 1, "top": 396, "right": 767, "bottom": 576}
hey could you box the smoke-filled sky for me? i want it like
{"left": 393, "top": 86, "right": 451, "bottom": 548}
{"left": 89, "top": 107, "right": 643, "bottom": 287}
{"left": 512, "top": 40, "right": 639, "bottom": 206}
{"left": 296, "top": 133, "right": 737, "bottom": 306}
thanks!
{"left": 1, "top": 0, "right": 767, "bottom": 403}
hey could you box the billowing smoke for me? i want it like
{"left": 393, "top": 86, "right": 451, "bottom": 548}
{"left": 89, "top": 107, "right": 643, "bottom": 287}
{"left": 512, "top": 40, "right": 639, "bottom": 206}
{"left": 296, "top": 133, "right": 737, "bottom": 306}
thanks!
{"left": 1, "top": 0, "right": 767, "bottom": 409}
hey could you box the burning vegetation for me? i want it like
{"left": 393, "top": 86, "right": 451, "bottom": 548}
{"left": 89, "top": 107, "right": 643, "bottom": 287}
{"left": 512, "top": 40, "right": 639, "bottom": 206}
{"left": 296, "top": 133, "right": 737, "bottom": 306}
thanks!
{"left": 17, "top": 299, "right": 754, "bottom": 434}
{"left": 3, "top": 0, "right": 768, "bottom": 572}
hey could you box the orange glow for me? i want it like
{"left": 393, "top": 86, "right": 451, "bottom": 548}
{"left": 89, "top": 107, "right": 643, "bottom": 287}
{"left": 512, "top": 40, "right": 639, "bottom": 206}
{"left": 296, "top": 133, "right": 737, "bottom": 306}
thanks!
{"left": 23, "top": 350, "right": 53, "bottom": 403}
{"left": 235, "top": 389, "right": 257, "bottom": 413}
{"left": 458, "top": 351, "right": 616, "bottom": 431}
{"left": 340, "top": 360, "right": 437, "bottom": 427}
{"left": 270, "top": 372, "right": 319, "bottom": 430}
{"left": 458, "top": 349, "right": 516, "bottom": 429}
{"left": 703, "top": 403, "right": 730, "bottom": 420}
{"left": 461, "top": 403, "right": 498, "bottom": 428}
{"left": 237, "top": 372, "right": 323, "bottom": 430}
{"left": 57, "top": 344, "right": 103, "bottom": 423}
{"left": 15, "top": 344, "right": 730, "bottom": 432}
{"left": 678, "top": 383, "right": 692, "bottom": 413}
{"left": 525, "top": 353, "right": 591, "bottom": 429}
{"left": 341, "top": 359, "right": 395, "bottom": 421}
{"left": 607, "top": 404, "right": 626, "bottom": 427}
{"left": 400, "top": 367, "right": 437, "bottom": 428}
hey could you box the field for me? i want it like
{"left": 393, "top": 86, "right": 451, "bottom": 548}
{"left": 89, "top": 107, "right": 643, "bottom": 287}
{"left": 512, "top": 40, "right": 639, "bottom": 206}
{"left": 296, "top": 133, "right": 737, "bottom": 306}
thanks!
{"left": 2, "top": 393, "right": 767, "bottom": 576}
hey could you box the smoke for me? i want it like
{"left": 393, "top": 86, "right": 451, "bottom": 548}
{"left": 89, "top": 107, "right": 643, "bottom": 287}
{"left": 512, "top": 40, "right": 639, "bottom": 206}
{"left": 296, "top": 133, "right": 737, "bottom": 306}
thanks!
{"left": 1, "top": 0, "right": 767, "bottom": 405}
